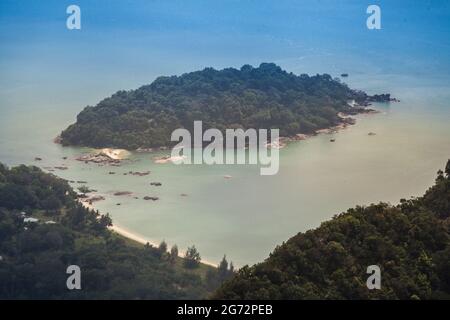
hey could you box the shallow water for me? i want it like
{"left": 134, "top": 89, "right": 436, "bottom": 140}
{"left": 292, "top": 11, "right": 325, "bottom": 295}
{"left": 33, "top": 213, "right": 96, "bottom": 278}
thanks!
{"left": 1, "top": 0, "right": 450, "bottom": 266}
{"left": 1, "top": 73, "right": 449, "bottom": 266}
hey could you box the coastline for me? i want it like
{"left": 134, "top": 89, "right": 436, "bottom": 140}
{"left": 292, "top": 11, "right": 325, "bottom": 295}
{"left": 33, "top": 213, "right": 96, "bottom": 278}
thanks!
{"left": 79, "top": 200, "right": 217, "bottom": 267}
{"left": 71, "top": 105, "right": 385, "bottom": 267}
{"left": 56, "top": 106, "right": 380, "bottom": 154}
{"left": 275, "top": 107, "right": 379, "bottom": 147}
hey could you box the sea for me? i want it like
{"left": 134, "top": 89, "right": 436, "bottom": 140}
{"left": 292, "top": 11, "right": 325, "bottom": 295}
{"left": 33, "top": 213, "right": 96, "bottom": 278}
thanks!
{"left": 1, "top": 0, "right": 449, "bottom": 266}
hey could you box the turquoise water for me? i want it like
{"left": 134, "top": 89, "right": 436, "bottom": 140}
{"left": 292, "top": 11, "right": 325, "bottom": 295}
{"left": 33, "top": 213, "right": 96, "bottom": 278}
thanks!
{"left": 1, "top": 73, "right": 449, "bottom": 266}
{"left": 1, "top": 1, "right": 450, "bottom": 266}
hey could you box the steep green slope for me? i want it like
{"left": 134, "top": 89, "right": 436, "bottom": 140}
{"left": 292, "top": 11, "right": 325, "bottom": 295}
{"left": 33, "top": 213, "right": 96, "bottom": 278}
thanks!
{"left": 214, "top": 161, "right": 450, "bottom": 300}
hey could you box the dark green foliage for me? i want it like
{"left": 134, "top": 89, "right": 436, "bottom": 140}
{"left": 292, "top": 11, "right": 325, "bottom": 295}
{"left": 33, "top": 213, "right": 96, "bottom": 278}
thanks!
{"left": 206, "top": 256, "right": 234, "bottom": 289}
{"left": 214, "top": 161, "right": 450, "bottom": 300}
{"left": 0, "top": 164, "right": 213, "bottom": 299}
{"left": 0, "top": 165, "right": 73, "bottom": 211}
{"left": 169, "top": 245, "right": 178, "bottom": 265}
{"left": 446, "top": 161, "right": 450, "bottom": 177}
{"left": 60, "top": 63, "right": 365, "bottom": 149}
{"left": 217, "top": 255, "right": 234, "bottom": 282}
{"left": 77, "top": 186, "right": 93, "bottom": 194}
{"left": 157, "top": 240, "right": 168, "bottom": 260}
{"left": 184, "top": 245, "right": 201, "bottom": 269}
{"left": 205, "top": 255, "right": 235, "bottom": 291}
{"left": 422, "top": 163, "right": 450, "bottom": 219}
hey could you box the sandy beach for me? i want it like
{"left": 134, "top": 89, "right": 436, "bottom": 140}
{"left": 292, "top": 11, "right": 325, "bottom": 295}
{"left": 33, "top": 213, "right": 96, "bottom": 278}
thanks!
{"left": 80, "top": 200, "right": 216, "bottom": 267}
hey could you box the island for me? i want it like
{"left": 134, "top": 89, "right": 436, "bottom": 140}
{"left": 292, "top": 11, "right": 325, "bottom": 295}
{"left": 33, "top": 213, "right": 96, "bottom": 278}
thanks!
{"left": 59, "top": 63, "right": 393, "bottom": 150}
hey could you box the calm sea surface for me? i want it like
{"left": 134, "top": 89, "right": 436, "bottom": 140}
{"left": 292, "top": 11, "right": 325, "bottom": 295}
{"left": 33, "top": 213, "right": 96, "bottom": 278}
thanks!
{"left": 1, "top": 0, "right": 449, "bottom": 265}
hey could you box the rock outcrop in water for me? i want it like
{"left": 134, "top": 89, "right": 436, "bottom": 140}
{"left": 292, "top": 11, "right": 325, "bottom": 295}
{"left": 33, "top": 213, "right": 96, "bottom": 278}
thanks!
{"left": 76, "top": 148, "right": 129, "bottom": 165}
{"left": 143, "top": 196, "right": 159, "bottom": 201}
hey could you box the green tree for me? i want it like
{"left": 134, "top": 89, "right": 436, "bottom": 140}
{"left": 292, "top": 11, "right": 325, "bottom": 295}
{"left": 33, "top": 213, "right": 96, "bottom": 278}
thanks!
{"left": 218, "top": 255, "right": 229, "bottom": 281}
{"left": 445, "top": 159, "right": 450, "bottom": 177}
{"left": 184, "top": 245, "right": 201, "bottom": 269}
{"left": 214, "top": 161, "right": 450, "bottom": 300}
{"left": 229, "top": 261, "right": 235, "bottom": 274}
{"left": 77, "top": 186, "right": 92, "bottom": 194}
{"left": 41, "top": 195, "right": 62, "bottom": 214}
{"left": 158, "top": 240, "right": 168, "bottom": 259}
{"left": 98, "top": 213, "right": 112, "bottom": 229}
{"left": 169, "top": 244, "right": 178, "bottom": 264}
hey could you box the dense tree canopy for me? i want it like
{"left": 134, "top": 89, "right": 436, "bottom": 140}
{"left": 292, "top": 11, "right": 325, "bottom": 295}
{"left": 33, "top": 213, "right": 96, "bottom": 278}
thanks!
{"left": 0, "top": 164, "right": 224, "bottom": 299}
{"left": 60, "top": 63, "right": 372, "bottom": 149}
{"left": 214, "top": 160, "right": 450, "bottom": 300}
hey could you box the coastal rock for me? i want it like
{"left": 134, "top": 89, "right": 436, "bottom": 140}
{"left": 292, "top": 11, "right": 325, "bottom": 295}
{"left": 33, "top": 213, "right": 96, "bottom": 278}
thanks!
{"left": 129, "top": 171, "right": 151, "bottom": 176}
{"left": 315, "top": 128, "right": 333, "bottom": 134}
{"left": 265, "top": 139, "right": 286, "bottom": 149}
{"left": 136, "top": 147, "right": 154, "bottom": 153}
{"left": 368, "top": 94, "right": 392, "bottom": 103}
{"left": 76, "top": 148, "right": 129, "bottom": 165}
{"left": 143, "top": 196, "right": 159, "bottom": 201}
{"left": 277, "top": 134, "right": 312, "bottom": 144}
{"left": 53, "top": 136, "right": 62, "bottom": 144}
{"left": 154, "top": 155, "right": 186, "bottom": 164}
{"left": 353, "top": 91, "right": 398, "bottom": 106}
{"left": 77, "top": 154, "right": 120, "bottom": 165}
{"left": 113, "top": 191, "right": 133, "bottom": 196}
{"left": 85, "top": 195, "right": 105, "bottom": 204}
{"left": 295, "top": 134, "right": 309, "bottom": 140}
{"left": 100, "top": 148, "right": 130, "bottom": 160}
{"left": 154, "top": 155, "right": 171, "bottom": 164}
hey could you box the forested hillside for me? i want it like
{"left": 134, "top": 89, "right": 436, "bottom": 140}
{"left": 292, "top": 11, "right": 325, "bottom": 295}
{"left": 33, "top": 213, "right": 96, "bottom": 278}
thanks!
{"left": 0, "top": 163, "right": 230, "bottom": 299}
{"left": 214, "top": 161, "right": 450, "bottom": 300}
{"left": 60, "top": 63, "right": 375, "bottom": 149}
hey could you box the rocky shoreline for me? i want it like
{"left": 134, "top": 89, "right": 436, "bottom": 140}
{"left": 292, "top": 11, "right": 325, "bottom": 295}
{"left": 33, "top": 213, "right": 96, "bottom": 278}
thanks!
{"left": 54, "top": 93, "right": 396, "bottom": 157}
{"left": 273, "top": 103, "right": 383, "bottom": 148}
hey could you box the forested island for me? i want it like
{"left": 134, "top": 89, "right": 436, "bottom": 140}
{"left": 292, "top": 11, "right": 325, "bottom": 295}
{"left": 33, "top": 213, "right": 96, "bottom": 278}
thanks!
{"left": 0, "top": 163, "right": 233, "bottom": 299}
{"left": 214, "top": 160, "right": 450, "bottom": 300}
{"left": 60, "top": 63, "right": 392, "bottom": 149}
